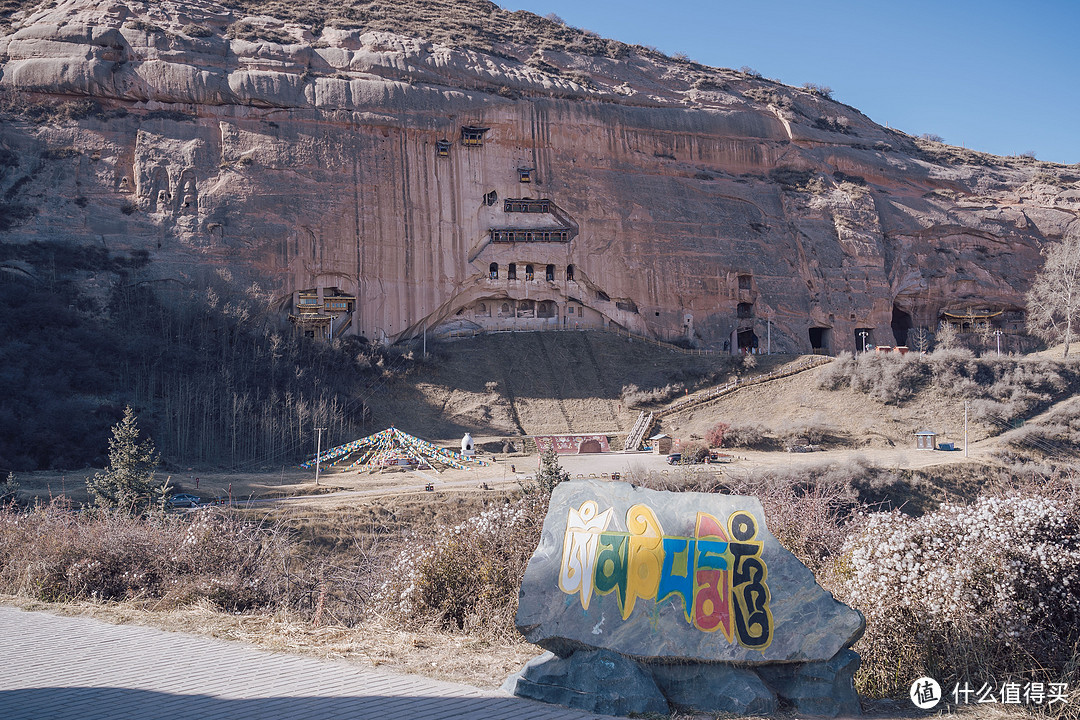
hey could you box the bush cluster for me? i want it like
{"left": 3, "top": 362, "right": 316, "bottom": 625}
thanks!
{"left": 373, "top": 494, "right": 549, "bottom": 638}
{"left": 0, "top": 501, "right": 318, "bottom": 612}
{"left": 818, "top": 351, "right": 1079, "bottom": 421}
{"left": 831, "top": 484, "right": 1080, "bottom": 699}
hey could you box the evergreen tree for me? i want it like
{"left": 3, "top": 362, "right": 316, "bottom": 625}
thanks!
{"left": 533, "top": 449, "right": 570, "bottom": 496}
{"left": 0, "top": 471, "right": 18, "bottom": 505}
{"left": 87, "top": 406, "right": 161, "bottom": 512}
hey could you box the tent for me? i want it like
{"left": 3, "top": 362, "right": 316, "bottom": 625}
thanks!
{"left": 300, "top": 427, "right": 488, "bottom": 472}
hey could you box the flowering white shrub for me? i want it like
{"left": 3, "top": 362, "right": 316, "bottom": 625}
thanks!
{"left": 374, "top": 494, "right": 548, "bottom": 636}
{"left": 831, "top": 490, "right": 1080, "bottom": 699}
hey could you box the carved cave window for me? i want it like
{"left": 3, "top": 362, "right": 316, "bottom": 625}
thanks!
{"left": 545, "top": 264, "right": 555, "bottom": 281}
{"left": 489, "top": 262, "right": 498, "bottom": 279}
{"left": 484, "top": 190, "right": 498, "bottom": 206}
{"left": 567, "top": 264, "right": 575, "bottom": 281}
{"left": 504, "top": 198, "right": 551, "bottom": 213}
{"left": 525, "top": 264, "right": 534, "bottom": 281}
{"left": 508, "top": 263, "right": 517, "bottom": 280}
{"left": 738, "top": 274, "right": 752, "bottom": 290}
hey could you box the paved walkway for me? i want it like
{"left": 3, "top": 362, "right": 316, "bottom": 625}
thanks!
{"left": 0, "top": 606, "right": 613, "bottom": 720}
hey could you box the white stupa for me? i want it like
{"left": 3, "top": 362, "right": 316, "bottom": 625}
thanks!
{"left": 461, "top": 432, "right": 476, "bottom": 457}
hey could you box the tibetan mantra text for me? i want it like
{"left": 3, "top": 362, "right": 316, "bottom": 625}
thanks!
{"left": 557, "top": 501, "right": 773, "bottom": 649}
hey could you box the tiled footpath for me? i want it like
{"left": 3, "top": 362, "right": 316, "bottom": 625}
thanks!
{"left": 0, "top": 606, "right": 614, "bottom": 720}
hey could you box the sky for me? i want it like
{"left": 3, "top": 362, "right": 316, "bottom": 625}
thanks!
{"left": 499, "top": 0, "right": 1080, "bottom": 165}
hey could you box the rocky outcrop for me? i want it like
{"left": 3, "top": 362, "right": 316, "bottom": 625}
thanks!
{"left": 507, "top": 479, "right": 864, "bottom": 716}
{"left": 0, "top": 0, "right": 1077, "bottom": 351}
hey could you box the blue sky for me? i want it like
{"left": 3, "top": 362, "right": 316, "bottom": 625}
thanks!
{"left": 500, "top": 0, "right": 1080, "bottom": 165}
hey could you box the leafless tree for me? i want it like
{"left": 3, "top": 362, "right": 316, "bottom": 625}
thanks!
{"left": 1026, "top": 230, "right": 1080, "bottom": 357}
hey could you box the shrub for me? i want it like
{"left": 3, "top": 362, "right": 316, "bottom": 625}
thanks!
{"left": 0, "top": 501, "right": 316, "bottom": 612}
{"left": 722, "top": 423, "right": 772, "bottom": 449}
{"left": 373, "top": 494, "right": 549, "bottom": 637}
{"left": 705, "top": 421, "right": 730, "bottom": 448}
{"left": 182, "top": 24, "right": 214, "bottom": 37}
{"left": 830, "top": 485, "right": 1080, "bottom": 699}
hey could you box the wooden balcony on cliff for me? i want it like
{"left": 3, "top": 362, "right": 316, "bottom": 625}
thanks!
{"left": 941, "top": 308, "right": 1004, "bottom": 333}
{"left": 461, "top": 126, "right": 489, "bottom": 147}
{"left": 322, "top": 290, "right": 355, "bottom": 315}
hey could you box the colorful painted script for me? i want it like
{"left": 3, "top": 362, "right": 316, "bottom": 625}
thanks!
{"left": 558, "top": 501, "right": 773, "bottom": 649}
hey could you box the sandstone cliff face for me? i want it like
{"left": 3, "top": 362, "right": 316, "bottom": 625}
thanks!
{"left": 1, "top": 0, "right": 1077, "bottom": 352}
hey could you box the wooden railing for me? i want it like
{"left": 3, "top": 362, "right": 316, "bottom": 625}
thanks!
{"left": 656, "top": 355, "right": 833, "bottom": 418}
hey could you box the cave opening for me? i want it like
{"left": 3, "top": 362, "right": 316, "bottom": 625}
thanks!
{"left": 891, "top": 305, "right": 913, "bottom": 346}
{"left": 737, "top": 329, "right": 758, "bottom": 352}
{"left": 809, "top": 327, "right": 831, "bottom": 353}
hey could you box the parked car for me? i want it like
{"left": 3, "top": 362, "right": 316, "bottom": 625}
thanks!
{"left": 166, "top": 493, "right": 202, "bottom": 508}
{"left": 666, "top": 453, "right": 682, "bottom": 465}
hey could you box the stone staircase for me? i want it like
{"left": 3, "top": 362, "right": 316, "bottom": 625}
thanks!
{"left": 623, "top": 411, "right": 655, "bottom": 451}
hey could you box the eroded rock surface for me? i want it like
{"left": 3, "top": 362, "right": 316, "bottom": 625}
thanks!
{"left": 0, "top": 0, "right": 1076, "bottom": 351}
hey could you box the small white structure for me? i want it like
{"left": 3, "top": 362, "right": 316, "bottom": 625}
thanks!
{"left": 651, "top": 433, "right": 673, "bottom": 455}
{"left": 461, "top": 432, "right": 476, "bottom": 457}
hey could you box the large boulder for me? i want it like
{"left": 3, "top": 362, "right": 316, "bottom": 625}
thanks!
{"left": 648, "top": 662, "right": 777, "bottom": 715}
{"left": 757, "top": 648, "right": 862, "bottom": 717}
{"left": 501, "top": 649, "right": 669, "bottom": 716}
{"left": 515, "top": 479, "right": 864, "bottom": 664}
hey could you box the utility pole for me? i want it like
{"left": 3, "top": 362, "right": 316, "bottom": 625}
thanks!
{"left": 314, "top": 427, "right": 326, "bottom": 485}
{"left": 423, "top": 320, "right": 427, "bottom": 360}
{"left": 858, "top": 330, "right": 869, "bottom": 353}
{"left": 995, "top": 329, "right": 1003, "bottom": 356}
{"left": 964, "top": 401, "right": 969, "bottom": 458}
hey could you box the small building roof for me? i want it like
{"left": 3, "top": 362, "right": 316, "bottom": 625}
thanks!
{"left": 650, "top": 433, "right": 671, "bottom": 440}
{"left": 914, "top": 430, "right": 937, "bottom": 436}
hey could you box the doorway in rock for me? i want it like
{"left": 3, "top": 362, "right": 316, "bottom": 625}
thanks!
{"left": 854, "top": 328, "right": 874, "bottom": 352}
{"left": 891, "top": 306, "right": 913, "bottom": 346}
{"left": 809, "top": 327, "right": 831, "bottom": 354}
{"left": 737, "top": 329, "right": 758, "bottom": 353}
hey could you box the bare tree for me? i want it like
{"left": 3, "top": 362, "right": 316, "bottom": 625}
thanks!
{"left": 1027, "top": 231, "right": 1080, "bottom": 357}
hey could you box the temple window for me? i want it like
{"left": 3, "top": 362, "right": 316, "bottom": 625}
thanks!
{"left": 436, "top": 140, "right": 451, "bottom": 157}
{"left": 489, "top": 262, "right": 498, "bottom": 279}
{"left": 518, "top": 167, "right": 533, "bottom": 183}
{"left": 545, "top": 264, "right": 555, "bottom": 281}
{"left": 508, "top": 263, "right": 517, "bottom": 280}
{"left": 525, "top": 264, "right": 534, "bottom": 281}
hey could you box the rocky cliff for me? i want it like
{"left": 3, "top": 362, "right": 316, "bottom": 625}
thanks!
{"left": 1, "top": 0, "right": 1077, "bottom": 352}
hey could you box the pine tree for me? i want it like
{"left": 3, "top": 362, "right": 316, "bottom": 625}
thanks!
{"left": 533, "top": 449, "right": 570, "bottom": 496}
{"left": 0, "top": 472, "right": 18, "bottom": 505}
{"left": 86, "top": 406, "right": 161, "bottom": 512}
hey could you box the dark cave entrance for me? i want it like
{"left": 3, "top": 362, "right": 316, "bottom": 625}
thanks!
{"left": 809, "top": 327, "right": 831, "bottom": 354}
{"left": 737, "top": 328, "right": 758, "bottom": 352}
{"left": 891, "top": 306, "right": 913, "bottom": 346}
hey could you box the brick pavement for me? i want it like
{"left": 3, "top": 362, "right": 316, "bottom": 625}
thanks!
{"left": 0, "top": 606, "right": 614, "bottom": 720}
